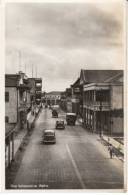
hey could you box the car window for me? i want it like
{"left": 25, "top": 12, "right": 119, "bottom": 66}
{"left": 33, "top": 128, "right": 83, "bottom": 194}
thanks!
{"left": 44, "top": 132, "right": 54, "bottom": 136}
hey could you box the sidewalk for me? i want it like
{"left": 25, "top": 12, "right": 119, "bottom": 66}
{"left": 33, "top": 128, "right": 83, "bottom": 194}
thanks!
{"left": 6, "top": 110, "right": 39, "bottom": 168}
{"left": 58, "top": 109, "right": 124, "bottom": 163}
{"left": 5, "top": 129, "right": 27, "bottom": 168}
{"left": 102, "top": 135, "right": 124, "bottom": 162}
{"left": 14, "top": 129, "right": 27, "bottom": 156}
{"left": 75, "top": 116, "right": 124, "bottom": 162}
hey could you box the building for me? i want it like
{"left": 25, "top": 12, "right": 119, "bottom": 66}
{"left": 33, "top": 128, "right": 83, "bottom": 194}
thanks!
{"left": 5, "top": 71, "right": 32, "bottom": 167}
{"left": 71, "top": 78, "right": 83, "bottom": 116}
{"left": 80, "top": 70, "right": 123, "bottom": 135}
{"left": 45, "top": 91, "right": 61, "bottom": 105}
{"left": 5, "top": 71, "right": 31, "bottom": 131}
{"left": 28, "top": 78, "right": 36, "bottom": 103}
{"left": 60, "top": 88, "right": 72, "bottom": 112}
{"left": 35, "top": 78, "right": 42, "bottom": 105}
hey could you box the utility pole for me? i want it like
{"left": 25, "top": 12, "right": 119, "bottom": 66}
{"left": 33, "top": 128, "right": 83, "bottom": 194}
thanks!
{"left": 32, "top": 64, "right": 33, "bottom": 78}
{"left": 36, "top": 65, "right": 37, "bottom": 78}
{"left": 25, "top": 64, "right": 26, "bottom": 74}
{"left": 19, "top": 50, "right": 21, "bottom": 71}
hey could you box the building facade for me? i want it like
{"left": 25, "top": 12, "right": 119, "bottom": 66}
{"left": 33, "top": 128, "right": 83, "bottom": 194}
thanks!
{"left": 81, "top": 70, "right": 123, "bottom": 135}
{"left": 71, "top": 78, "right": 83, "bottom": 116}
{"left": 45, "top": 91, "right": 61, "bottom": 105}
{"left": 35, "top": 78, "right": 42, "bottom": 105}
{"left": 5, "top": 72, "right": 32, "bottom": 167}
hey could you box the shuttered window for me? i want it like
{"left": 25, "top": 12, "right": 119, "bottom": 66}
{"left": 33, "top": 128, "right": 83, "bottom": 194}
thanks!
{"left": 5, "top": 91, "right": 9, "bottom": 102}
{"left": 5, "top": 116, "right": 9, "bottom": 123}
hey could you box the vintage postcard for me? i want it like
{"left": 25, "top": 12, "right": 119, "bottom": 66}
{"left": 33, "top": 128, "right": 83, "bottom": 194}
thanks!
{"left": 1, "top": 0, "right": 127, "bottom": 192}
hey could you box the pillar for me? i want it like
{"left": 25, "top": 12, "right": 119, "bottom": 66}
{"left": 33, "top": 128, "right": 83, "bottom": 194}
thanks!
{"left": 12, "top": 133, "right": 14, "bottom": 161}
{"left": 8, "top": 136, "right": 10, "bottom": 167}
{"left": 87, "top": 109, "right": 88, "bottom": 126}
{"left": 93, "top": 111, "right": 97, "bottom": 132}
{"left": 94, "top": 90, "right": 96, "bottom": 102}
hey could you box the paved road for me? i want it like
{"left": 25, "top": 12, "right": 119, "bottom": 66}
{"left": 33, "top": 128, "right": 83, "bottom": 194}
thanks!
{"left": 10, "top": 108, "right": 123, "bottom": 189}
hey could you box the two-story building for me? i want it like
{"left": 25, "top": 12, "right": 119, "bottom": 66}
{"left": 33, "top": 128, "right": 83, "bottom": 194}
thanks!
{"left": 5, "top": 71, "right": 31, "bottom": 131}
{"left": 80, "top": 70, "right": 123, "bottom": 135}
{"left": 71, "top": 78, "right": 83, "bottom": 116}
{"left": 5, "top": 71, "right": 32, "bottom": 167}
{"left": 45, "top": 91, "right": 61, "bottom": 106}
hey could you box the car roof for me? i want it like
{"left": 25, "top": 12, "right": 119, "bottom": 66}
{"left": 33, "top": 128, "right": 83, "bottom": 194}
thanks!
{"left": 66, "top": 113, "right": 76, "bottom": 116}
{"left": 44, "top": 129, "right": 55, "bottom": 133}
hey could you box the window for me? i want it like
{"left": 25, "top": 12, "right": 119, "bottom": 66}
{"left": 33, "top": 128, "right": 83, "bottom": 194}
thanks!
{"left": 5, "top": 116, "right": 9, "bottom": 123}
{"left": 5, "top": 91, "right": 9, "bottom": 102}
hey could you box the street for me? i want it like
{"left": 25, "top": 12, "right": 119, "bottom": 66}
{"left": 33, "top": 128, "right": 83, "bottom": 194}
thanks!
{"left": 7, "top": 108, "right": 123, "bottom": 189}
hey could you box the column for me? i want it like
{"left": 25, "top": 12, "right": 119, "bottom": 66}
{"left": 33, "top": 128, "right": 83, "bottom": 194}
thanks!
{"left": 8, "top": 136, "right": 10, "bottom": 167}
{"left": 90, "top": 110, "right": 92, "bottom": 130}
{"left": 83, "top": 108, "right": 86, "bottom": 126}
{"left": 94, "top": 90, "right": 96, "bottom": 102}
{"left": 89, "top": 110, "right": 91, "bottom": 130}
{"left": 12, "top": 132, "right": 14, "bottom": 162}
{"left": 87, "top": 109, "right": 88, "bottom": 127}
{"left": 93, "top": 111, "right": 97, "bottom": 132}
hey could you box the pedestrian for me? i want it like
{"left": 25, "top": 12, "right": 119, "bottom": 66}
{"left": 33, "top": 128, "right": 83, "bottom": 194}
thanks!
{"left": 108, "top": 144, "right": 114, "bottom": 159}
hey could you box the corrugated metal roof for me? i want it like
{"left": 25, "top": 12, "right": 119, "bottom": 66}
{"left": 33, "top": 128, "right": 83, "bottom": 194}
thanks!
{"left": 5, "top": 74, "right": 20, "bottom": 87}
{"left": 80, "top": 69, "right": 123, "bottom": 84}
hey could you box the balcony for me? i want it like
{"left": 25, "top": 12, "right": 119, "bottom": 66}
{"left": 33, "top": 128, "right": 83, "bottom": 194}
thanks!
{"left": 83, "top": 101, "right": 110, "bottom": 111}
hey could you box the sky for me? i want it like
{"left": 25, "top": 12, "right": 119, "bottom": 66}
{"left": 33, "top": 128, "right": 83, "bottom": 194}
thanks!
{"left": 5, "top": 1, "right": 124, "bottom": 92}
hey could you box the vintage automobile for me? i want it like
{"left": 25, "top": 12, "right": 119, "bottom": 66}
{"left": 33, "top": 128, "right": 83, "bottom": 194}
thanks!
{"left": 66, "top": 113, "right": 77, "bottom": 125}
{"left": 42, "top": 129, "right": 56, "bottom": 144}
{"left": 52, "top": 109, "right": 58, "bottom": 118}
{"left": 55, "top": 120, "right": 65, "bottom": 130}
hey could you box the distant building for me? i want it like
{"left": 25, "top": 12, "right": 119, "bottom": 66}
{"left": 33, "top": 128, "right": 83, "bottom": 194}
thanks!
{"left": 71, "top": 78, "right": 83, "bottom": 116}
{"left": 60, "top": 88, "right": 72, "bottom": 112}
{"left": 80, "top": 70, "right": 123, "bottom": 135}
{"left": 35, "top": 78, "right": 42, "bottom": 105}
{"left": 45, "top": 91, "right": 61, "bottom": 105}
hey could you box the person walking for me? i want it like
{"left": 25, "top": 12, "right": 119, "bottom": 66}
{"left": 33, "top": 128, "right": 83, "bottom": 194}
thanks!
{"left": 108, "top": 144, "right": 114, "bottom": 159}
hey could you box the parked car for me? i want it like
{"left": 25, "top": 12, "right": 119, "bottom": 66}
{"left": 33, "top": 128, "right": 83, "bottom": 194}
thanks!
{"left": 42, "top": 129, "right": 56, "bottom": 144}
{"left": 66, "top": 113, "right": 77, "bottom": 125}
{"left": 56, "top": 120, "right": 65, "bottom": 130}
{"left": 52, "top": 109, "right": 58, "bottom": 118}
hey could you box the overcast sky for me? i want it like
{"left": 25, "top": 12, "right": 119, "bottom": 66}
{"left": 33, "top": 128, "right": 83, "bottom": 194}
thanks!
{"left": 5, "top": 1, "right": 124, "bottom": 92}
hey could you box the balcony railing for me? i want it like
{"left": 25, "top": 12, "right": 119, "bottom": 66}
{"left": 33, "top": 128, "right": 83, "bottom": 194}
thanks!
{"left": 83, "top": 101, "right": 110, "bottom": 111}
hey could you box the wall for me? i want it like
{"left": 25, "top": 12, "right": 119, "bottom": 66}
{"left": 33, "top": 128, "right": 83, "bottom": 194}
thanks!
{"left": 26, "top": 91, "right": 31, "bottom": 108}
{"left": 112, "top": 117, "right": 123, "bottom": 134}
{"left": 5, "top": 87, "right": 17, "bottom": 123}
{"left": 111, "top": 85, "right": 123, "bottom": 109}
{"left": 67, "top": 101, "right": 72, "bottom": 112}
{"left": 111, "top": 84, "right": 123, "bottom": 134}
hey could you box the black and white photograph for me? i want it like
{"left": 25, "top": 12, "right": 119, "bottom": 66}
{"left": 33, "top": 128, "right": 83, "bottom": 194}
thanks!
{"left": 4, "top": 0, "right": 126, "bottom": 191}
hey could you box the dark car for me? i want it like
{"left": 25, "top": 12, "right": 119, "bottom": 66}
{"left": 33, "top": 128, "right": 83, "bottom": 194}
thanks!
{"left": 52, "top": 110, "right": 58, "bottom": 118}
{"left": 42, "top": 129, "right": 56, "bottom": 144}
{"left": 45, "top": 105, "right": 48, "bottom": 108}
{"left": 56, "top": 120, "right": 65, "bottom": 130}
{"left": 66, "top": 113, "right": 77, "bottom": 125}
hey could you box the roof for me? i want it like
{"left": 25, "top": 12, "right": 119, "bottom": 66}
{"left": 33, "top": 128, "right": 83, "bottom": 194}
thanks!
{"left": 66, "top": 113, "right": 76, "bottom": 116}
{"left": 80, "top": 69, "right": 123, "bottom": 85}
{"left": 46, "top": 91, "right": 62, "bottom": 95}
{"left": 5, "top": 74, "right": 20, "bottom": 87}
{"left": 5, "top": 74, "right": 33, "bottom": 91}
{"left": 104, "top": 72, "right": 123, "bottom": 83}
{"left": 71, "top": 78, "right": 80, "bottom": 87}
{"left": 44, "top": 129, "right": 55, "bottom": 133}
